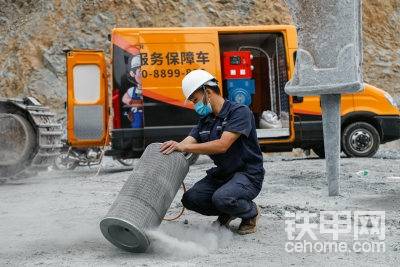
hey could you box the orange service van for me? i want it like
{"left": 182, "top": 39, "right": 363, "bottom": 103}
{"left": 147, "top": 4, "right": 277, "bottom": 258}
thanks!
{"left": 65, "top": 25, "right": 400, "bottom": 159}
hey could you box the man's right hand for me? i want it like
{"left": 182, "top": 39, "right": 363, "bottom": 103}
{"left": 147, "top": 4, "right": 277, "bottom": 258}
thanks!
{"left": 160, "top": 136, "right": 198, "bottom": 155}
{"left": 160, "top": 140, "right": 185, "bottom": 155}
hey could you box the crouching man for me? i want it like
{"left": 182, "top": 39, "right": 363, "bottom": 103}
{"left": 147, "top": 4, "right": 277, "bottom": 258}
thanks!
{"left": 160, "top": 70, "right": 265, "bottom": 234}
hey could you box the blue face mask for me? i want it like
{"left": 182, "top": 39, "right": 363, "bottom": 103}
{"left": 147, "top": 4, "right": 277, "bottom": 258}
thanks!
{"left": 194, "top": 94, "right": 212, "bottom": 117}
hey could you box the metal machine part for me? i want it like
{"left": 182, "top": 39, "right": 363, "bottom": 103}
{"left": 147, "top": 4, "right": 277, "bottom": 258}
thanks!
{"left": 223, "top": 51, "right": 253, "bottom": 79}
{"left": 0, "top": 113, "right": 36, "bottom": 170}
{"left": 284, "top": 0, "right": 363, "bottom": 96}
{"left": 53, "top": 145, "right": 103, "bottom": 170}
{"left": 226, "top": 79, "right": 255, "bottom": 106}
{"left": 54, "top": 145, "right": 135, "bottom": 170}
{"left": 284, "top": 0, "right": 363, "bottom": 196}
{"left": 238, "top": 46, "right": 277, "bottom": 115}
{"left": 100, "top": 143, "right": 189, "bottom": 252}
{"left": 223, "top": 51, "right": 255, "bottom": 106}
{"left": 321, "top": 94, "right": 341, "bottom": 196}
{"left": 0, "top": 97, "right": 62, "bottom": 181}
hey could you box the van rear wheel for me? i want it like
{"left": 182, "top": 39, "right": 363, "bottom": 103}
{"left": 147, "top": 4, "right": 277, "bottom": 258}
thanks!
{"left": 342, "top": 122, "right": 380, "bottom": 158}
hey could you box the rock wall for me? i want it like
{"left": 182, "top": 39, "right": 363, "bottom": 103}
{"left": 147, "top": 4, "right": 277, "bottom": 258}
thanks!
{"left": 0, "top": 0, "right": 398, "bottom": 110}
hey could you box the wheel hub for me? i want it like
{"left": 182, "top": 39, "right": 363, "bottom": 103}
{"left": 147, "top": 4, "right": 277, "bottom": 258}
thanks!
{"left": 349, "top": 129, "right": 373, "bottom": 153}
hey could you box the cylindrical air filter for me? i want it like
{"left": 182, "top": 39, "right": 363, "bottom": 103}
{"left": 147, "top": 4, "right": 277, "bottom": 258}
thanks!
{"left": 100, "top": 143, "right": 189, "bottom": 252}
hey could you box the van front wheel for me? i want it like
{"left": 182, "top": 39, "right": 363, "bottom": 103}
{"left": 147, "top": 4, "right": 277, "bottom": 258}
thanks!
{"left": 342, "top": 122, "right": 380, "bottom": 158}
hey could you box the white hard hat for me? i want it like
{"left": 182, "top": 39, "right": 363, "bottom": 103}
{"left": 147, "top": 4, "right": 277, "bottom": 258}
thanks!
{"left": 130, "top": 54, "right": 141, "bottom": 69}
{"left": 182, "top": 69, "right": 216, "bottom": 100}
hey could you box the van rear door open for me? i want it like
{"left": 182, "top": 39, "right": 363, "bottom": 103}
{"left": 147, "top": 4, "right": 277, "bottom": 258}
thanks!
{"left": 217, "top": 31, "right": 295, "bottom": 144}
{"left": 65, "top": 50, "right": 109, "bottom": 147}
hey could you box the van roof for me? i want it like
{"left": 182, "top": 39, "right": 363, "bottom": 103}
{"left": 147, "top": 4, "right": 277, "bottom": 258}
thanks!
{"left": 112, "top": 25, "right": 296, "bottom": 34}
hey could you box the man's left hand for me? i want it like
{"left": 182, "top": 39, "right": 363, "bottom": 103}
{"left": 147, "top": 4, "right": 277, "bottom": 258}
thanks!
{"left": 160, "top": 140, "right": 186, "bottom": 155}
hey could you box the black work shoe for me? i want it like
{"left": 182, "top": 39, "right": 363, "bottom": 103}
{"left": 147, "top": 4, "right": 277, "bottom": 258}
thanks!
{"left": 237, "top": 205, "right": 260, "bottom": 235}
{"left": 212, "top": 214, "right": 236, "bottom": 228}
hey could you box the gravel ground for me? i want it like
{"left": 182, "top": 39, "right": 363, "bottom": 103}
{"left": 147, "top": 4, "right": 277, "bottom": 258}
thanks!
{"left": 1, "top": 146, "right": 400, "bottom": 266}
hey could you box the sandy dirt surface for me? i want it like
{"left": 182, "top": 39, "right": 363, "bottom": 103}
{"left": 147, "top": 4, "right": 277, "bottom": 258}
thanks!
{"left": 1, "top": 147, "right": 400, "bottom": 266}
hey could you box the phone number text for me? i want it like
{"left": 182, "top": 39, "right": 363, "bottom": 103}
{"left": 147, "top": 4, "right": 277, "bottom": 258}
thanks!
{"left": 141, "top": 69, "right": 202, "bottom": 79}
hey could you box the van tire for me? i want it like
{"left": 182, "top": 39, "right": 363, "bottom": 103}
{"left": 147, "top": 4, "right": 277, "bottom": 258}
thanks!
{"left": 312, "top": 145, "right": 325, "bottom": 159}
{"left": 342, "top": 122, "right": 380, "bottom": 158}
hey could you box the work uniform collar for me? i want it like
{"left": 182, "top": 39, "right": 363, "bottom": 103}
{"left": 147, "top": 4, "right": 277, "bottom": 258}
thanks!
{"left": 216, "top": 100, "right": 230, "bottom": 118}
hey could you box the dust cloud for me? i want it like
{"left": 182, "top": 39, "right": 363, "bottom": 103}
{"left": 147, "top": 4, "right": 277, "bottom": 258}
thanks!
{"left": 147, "top": 222, "right": 233, "bottom": 257}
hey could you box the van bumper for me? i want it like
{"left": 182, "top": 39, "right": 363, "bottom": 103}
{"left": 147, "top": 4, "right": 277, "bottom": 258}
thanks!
{"left": 375, "top": 115, "right": 400, "bottom": 143}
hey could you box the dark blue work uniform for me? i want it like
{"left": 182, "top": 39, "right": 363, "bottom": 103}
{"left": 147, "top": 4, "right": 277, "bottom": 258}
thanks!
{"left": 181, "top": 100, "right": 265, "bottom": 220}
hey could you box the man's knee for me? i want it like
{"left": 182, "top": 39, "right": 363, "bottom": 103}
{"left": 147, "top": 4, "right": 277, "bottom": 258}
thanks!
{"left": 211, "top": 191, "right": 238, "bottom": 211}
{"left": 181, "top": 189, "right": 198, "bottom": 210}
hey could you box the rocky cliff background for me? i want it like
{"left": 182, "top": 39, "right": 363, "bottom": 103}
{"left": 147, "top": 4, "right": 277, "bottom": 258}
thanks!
{"left": 0, "top": 0, "right": 399, "bottom": 110}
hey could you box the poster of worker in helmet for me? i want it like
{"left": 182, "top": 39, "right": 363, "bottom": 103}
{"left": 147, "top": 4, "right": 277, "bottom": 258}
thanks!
{"left": 121, "top": 54, "right": 144, "bottom": 128}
